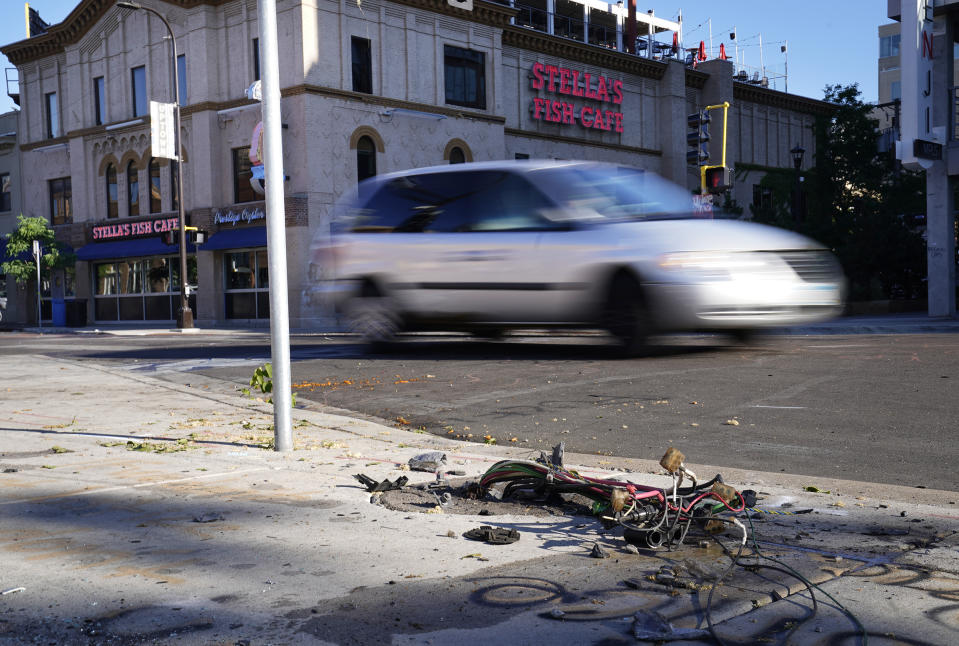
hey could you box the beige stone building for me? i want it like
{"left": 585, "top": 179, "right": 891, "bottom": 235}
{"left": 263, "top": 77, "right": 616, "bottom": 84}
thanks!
{"left": 1, "top": 0, "right": 832, "bottom": 328}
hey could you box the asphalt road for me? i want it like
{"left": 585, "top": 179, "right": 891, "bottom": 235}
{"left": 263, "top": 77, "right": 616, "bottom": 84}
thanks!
{"left": 2, "top": 330, "right": 957, "bottom": 490}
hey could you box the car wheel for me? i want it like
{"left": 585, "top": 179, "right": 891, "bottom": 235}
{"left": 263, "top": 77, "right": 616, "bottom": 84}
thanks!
{"left": 344, "top": 287, "right": 401, "bottom": 347}
{"left": 604, "top": 275, "right": 650, "bottom": 356}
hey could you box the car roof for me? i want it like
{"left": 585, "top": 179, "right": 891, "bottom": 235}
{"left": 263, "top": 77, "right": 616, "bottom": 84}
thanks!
{"left": 366, "top": 159, "right": 627, "bottom": 183}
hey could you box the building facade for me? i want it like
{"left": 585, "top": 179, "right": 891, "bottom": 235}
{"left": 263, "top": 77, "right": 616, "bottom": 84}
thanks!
{"left": 1, "top": 0, "right": 831, "bottom": 328}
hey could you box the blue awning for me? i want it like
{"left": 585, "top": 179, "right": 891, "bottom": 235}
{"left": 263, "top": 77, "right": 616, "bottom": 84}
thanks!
{"left": 75, "top": 237, "right": 195, "bottom": 261}
{"left": 199, "top": 226, "right": 267, "bottom": 251}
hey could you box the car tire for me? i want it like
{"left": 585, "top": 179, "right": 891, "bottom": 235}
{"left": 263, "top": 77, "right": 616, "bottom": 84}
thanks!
{"left": 344, "top": 285, "right": 401, "bottom": 347}
{"left": 604, "top": 275, "right": 650, "bottom": 356}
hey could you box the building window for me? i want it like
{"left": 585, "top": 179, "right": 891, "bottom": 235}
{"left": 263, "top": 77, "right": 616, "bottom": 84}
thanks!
{"left": 171, "top": 161, "right": 179, "bottom": 211}
{"left": 131, "top": 65, "right": 147, "bottom": 117}
{"left": 351, "top": 36, "right": 372, "bottom": 94}
{"left": 253, "top": 38, "right": 260, "bottom": 81}
{"left": 0, "top": 173, "right": 10, "bottom": 212}
{"left": 891, "top": 81, "right": 902, "bottom": 101}
{"left": 444, "top": 45, "right": 486, "bottom": 109}
{"left": 106, "top": 163, "right": 118, "bottom": 219}
{"left": 356, "top": 135, "right": 376, "bottom": 182}
{"left": 149, "top": 158, "right": 162, "bottom": 213}
{"left": 94, "top": 76, "right": 105, "bottom": 126}
{"left": 127, "top": 161, "right": 139, "bottom": 217}
{"left": 49, "top": 177, "right": 72, "bottom": 225}
{"left": 233, "top": 146, "right": 256, "bottom": 203}
{"left": 176, "top": 54, "right": 187, "bottom": 105}
{"left": 93, "top": 256, "right": 196, "bottom": 322}
{"left": 449, "top": 147, "right": 466, "bottom": 164}
{"left": 224, "top": 250, "right": 270, "bottom": 319}
{"left": 752, "top": 185, "right": 772, "bottom": 211}
{"left": 879, "top": 34, "right": 901, "bottom": 58}
{"left": 45, "top": 92, "right": 59, "bottom": 138}
{"left": 515, "top": 153, "right": 530, "bottom": 160}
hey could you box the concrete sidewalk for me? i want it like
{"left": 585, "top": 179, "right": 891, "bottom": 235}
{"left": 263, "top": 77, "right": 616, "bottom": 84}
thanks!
{"left": 1, "top": 353, "right": 957, "bottom": 645}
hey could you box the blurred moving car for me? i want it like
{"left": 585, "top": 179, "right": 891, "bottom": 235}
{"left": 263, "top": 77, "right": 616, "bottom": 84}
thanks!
{"left": 308, "top": 160, "right": 846, "bottom": 352}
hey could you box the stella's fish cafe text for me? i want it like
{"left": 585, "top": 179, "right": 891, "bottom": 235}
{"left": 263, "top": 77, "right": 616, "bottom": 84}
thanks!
{"left": 530, "top": 62, "right": 625, "bottom": 133}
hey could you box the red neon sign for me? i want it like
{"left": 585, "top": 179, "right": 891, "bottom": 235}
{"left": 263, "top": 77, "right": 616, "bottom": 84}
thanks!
{"left": 529, "top": 62, "right": 625, "bottom": 133}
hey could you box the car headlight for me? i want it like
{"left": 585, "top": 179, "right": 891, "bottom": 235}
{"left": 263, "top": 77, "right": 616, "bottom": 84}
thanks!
{"left": 657, "top": 251, "right": 771, "bottom": 280}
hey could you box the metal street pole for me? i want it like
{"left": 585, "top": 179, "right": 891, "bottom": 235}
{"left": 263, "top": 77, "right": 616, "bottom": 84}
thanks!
{"left": 257, "top": 0, "right": 293, "bottom": 451}
{"left": 117, "top": 2, "right": 193, "bottom": 328}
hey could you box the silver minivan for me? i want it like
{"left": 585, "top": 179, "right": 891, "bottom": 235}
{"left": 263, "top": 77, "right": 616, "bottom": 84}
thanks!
{"left": 308, "top": 160, "right": 845, "bottom": 352}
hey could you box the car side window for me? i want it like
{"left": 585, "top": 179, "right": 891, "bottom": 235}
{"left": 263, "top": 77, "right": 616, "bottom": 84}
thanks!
{"left": 348, "top": 170, "right": 557, "bottom": 233}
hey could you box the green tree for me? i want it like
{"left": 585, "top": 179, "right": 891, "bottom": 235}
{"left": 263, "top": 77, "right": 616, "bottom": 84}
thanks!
{"left": 752, "top": 84, "right": 926, "bottom": 301}
{"left": 1, "top": 215, "right": 73, "bottom": 285}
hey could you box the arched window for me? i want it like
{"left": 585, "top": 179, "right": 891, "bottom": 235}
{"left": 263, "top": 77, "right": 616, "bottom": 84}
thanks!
{"left": 149, "top": 158, "right": 162, "bottom": 213}
{"left": 449, "top": 147, "right": 466, "bottom": 164}
{"left": 356, "top": 135, "right": 376, "bottom": 182}
{"left": 171, "top": 161, "right": 179, "bottom": 211}
{"left": 106, "top": 163, "right": 118, "bottom": 219}
{"left": 127, "top": 160, "right": 139, "bottom": 217}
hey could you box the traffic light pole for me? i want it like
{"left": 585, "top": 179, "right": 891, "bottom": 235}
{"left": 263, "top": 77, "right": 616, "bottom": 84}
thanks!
{"left": 700, "top": 102, "right": 729, "bottom": 194}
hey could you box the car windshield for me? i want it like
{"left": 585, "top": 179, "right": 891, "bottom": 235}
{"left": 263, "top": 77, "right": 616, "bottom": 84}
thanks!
{"left": 533, "top": 166, "right": 698, "bottom": 222}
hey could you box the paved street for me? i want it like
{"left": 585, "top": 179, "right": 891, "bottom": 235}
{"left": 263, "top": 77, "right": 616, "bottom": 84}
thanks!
{"left": 2, "top": 328, "right": 958, "bottom": 491}
{"left": 0, "top": 344, "right": 957, "bottom": 645}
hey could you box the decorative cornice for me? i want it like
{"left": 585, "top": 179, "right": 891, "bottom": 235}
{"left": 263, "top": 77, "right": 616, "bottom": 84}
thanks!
{"left": 290, "top": 84, "right": 507, "bottom": 124}
{"left": 20, "top": 136, "right": 70, "bottom": 152}
{"left": 684, "top": 68, "right": 708, "bottom": 90}
{"left": 504, "top": 127, "right": 661, "bottom": 156}
{"left": 734, "top": 82, "right": 835, "bottom": 116}
{"left": 389, "top": 0, "right": 516, "bottom": 29}
{"left": 502, "top": 27, "right": 668, "bottom": 80}
{"left": 2, "top": 0, "right": 230, "bottom": 66}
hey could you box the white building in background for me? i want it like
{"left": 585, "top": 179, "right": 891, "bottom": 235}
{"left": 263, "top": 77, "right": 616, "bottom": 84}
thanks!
{"left": 0, "top": 0, "right": 831, "bottom": 328}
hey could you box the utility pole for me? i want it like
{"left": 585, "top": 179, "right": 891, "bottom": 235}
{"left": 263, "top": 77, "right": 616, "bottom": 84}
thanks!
{"left": 257, "top": 0, "right": 293, "bottom": 451}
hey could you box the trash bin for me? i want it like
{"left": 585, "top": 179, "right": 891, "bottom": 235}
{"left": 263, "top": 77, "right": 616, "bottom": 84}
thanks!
{"left": 65, "top": 299, "right": 87, "bottom": 327}
{"left": 52, "top": 298, "right": 66, "bottom": 327}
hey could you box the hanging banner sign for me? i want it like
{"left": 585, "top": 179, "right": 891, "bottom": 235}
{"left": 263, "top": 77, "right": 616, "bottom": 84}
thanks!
{"left": 150, "top": 101, "right": 177, "bottom": 160}
{"left": 529, "top": 63, "right": 625, "bottom": 133}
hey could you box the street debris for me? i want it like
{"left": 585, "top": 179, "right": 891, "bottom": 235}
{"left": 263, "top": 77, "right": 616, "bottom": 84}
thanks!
{"left": 353, "top": 473, "right": 408, "bottom": 493}
{"left": 463, "top": 525, "right": 520, "bottom": 544}
{"left": 632, "top": 609, "right": 709, "bottom": 641}
{"left": 589, "top": 542, "right": 610, "bottom": 559}
{"left": 192, "top": 513, "right": 224, "bottom": 523}
{"left": 408, "top": 451, "right": 446, "bottom": 472}
{"left": 1, "top": 587, "right": 25, "bottom": 595}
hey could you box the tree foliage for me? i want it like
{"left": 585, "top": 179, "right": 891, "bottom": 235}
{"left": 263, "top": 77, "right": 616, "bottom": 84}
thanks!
{"left": 1, "top": 215, "right": 74, "bottom": 286}
{"left": 751, "top": 84, "right": 927, "bottom": 301}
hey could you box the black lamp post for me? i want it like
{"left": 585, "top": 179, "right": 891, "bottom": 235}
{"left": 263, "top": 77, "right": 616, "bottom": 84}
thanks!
{"left": 117, "top": 1, "right": 193, "bottom": 328}
{"left": 790, "top": 144, "right": 805, "bottom": 227}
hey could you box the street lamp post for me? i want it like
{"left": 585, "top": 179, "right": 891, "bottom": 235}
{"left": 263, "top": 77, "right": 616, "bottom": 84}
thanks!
{"left": 117, "top": 1, "right": 193, "bottom": 328}
{"left": 790, "top": 144, "right": 805, "bottom": 228}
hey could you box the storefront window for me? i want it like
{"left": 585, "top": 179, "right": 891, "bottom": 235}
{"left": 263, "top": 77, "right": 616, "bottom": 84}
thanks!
{"left": 93, "top": 256, "right": 197, "bottom": 322}
{"left": 224, "top": 250, "right": 269, "bottom": 319}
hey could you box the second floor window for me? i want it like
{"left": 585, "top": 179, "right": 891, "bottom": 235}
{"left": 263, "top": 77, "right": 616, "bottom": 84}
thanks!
{"left": 131, "top": 66, "right": 147, "bottom": 117}
{"left": 106, "top": 163, "right": 118, "bottom": 219}
{"left": 127, "top": 161, "right": 139, "bottom": 217}
{"left": 45, "top": 92, "right": 59, "bottom": 138}
{"left": 444, "top": 45, "right": 486, "bottom": 109}
{"left": 233, "top": 147, "right": 256, "bottom": 204}
{"left": 351, "top": 36, "right": 372, "bottom": 94}
{"left": 149, "top": 158, "right": 162, "bottom": 213}
{"left": 0, "top": 173, "right": 10, "bottom": 211}
{"left": 94, "top": 76, "right": 105, "bottom": 125}
{"left": 49, "top": 177, "right": 72, "bottom": 225}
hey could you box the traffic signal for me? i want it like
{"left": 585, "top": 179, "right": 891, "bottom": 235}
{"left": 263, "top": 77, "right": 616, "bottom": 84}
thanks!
{"left": 704, "top": 166, "right": 731, "bottom": 194}
{"left": 189, "top": 229, "right": 207, "bottom": 245}
{"left": 686, "top": 110, "right": 710, "bottom": 165}
{"left": 160, "top": 230, "right": 177, "bottom": 245}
